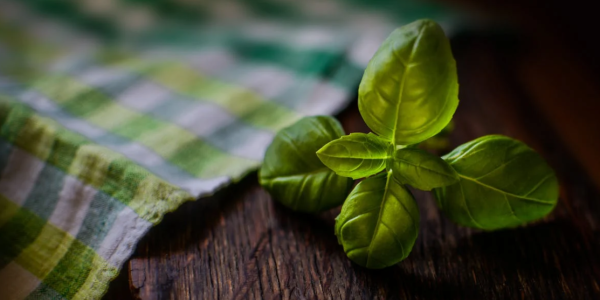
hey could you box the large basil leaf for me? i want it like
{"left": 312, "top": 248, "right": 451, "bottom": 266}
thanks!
{"left": 335, "top": 171, "right": 420, "bottom": 269}
{"left": 433, "top": 135, "right": 559, "bottom": 230}
{"left": 259, "top": 116, "right": 353, "bottom": 213}
{"left": 358, "top": 19, "right": 459, "bottom": 146}
{"left": 391, "top": 148, "right": 458, "bottom": 191}
{"left": 317, "top": 133, "right": 391, "bottom": 179}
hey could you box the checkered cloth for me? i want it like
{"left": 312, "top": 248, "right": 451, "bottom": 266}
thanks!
{"left": 0, "top": 0, "right": 458, "bottom": 299}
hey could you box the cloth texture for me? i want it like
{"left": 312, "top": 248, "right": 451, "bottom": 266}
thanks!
{"left": 0, "top": 0, "right": 457, "bottom": 299}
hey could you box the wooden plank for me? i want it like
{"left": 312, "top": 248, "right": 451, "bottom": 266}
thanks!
{"left": 447, "top": 0, "right": 600, "bottom": 188}
{"left": 103, "top": 35, "right": 600, "bottom": 299}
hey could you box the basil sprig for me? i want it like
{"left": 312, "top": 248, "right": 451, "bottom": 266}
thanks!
{"left": 259, "top": 19, "right": 559, "bottom": 269}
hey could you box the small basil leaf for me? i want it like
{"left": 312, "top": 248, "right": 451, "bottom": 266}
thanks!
{"left": 259, "top": 116, "right": 353, "bottom": 213}
{"left": 391, "top": 148, "right": 459, "bottom": 191}
{"left": 335, "top": 171, "right": 420, "bottom": 269}
{"left": 358, "top": 19, "right": 459, "bottom": 146}
{"left": 316, "top": 132, "right": 391, "bottom": 179}
{"left": 433, "top": 135, "right": 559, "bottom": 230}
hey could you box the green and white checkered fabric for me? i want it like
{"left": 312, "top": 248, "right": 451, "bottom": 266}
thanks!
{"left": 0, "top": 0, "right": 459, "bottom": 299}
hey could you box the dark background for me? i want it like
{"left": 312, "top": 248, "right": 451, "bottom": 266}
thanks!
{"left": 105, "top": 0, "right": 600, "bottom": 299}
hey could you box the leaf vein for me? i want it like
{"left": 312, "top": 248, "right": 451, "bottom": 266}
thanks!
{"left": 395, "top": 157, "right": 453, "bottom": 179}
{"left": 279, "top": 130, "right": 318, "bottom": 167}
{"left": 459, "top": 175, "right": 554, "bottom": 205}
{"left": 366, "top": 172, "right": 394, "bottom": 267}
{"left": 391, "top": 26, "right": 423, "bottom": 144}
{"left": 381, "top": 222, "right": 406, "bottom": 259}
{"left": 459, "top": 180, "right": 485, "bottom": 228}
{"left": 504, "top": 193, "right": 523, "bottom": 223}
{"left": 339, "top": 208, "right": 381, "bottom": 237}
{"left": 523, "top": 172, "right": 555, "bottom": 197}
{"left": 473, "top": 154, "right": 522, "bottom": 180}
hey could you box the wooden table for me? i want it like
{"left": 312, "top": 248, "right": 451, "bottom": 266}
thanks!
{"left": 104, "top": 18, "right": 600, "bottom": 300}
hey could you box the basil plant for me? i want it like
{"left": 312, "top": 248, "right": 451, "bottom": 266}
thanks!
{"left": 259, "top": 19, "right": 559, "bottom": 269}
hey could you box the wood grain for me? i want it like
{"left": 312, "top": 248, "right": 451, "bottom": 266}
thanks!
{"left": 447, "top": 0, "right": 600, "bottom": 189}
{"left": 102, "top": 32, "right": 600, "bottom": 299}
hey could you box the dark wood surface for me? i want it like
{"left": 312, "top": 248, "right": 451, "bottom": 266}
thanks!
{"left": 103, "top": 25, "right": 600, "bottom": 300}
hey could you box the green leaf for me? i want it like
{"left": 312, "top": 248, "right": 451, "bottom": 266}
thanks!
{"left": 259, "top": 116, "right": 353, "bottom": 213}
{"left": 335, "top": 171, "right": 420, "bottom": 269}
{"left": 433, "top": 135, "right": 559, "bottom": 230}
{"left": 419, "top": 120, "right": 455, "bottom": 151}
{"left": 391, "top": 147, "right": 459, "bottom": 191}
{"left": 358, "top": 19, "right": 459, "bottom": 146}
{"left": 317, "top": 132, "right": 391, "bottom": 179}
